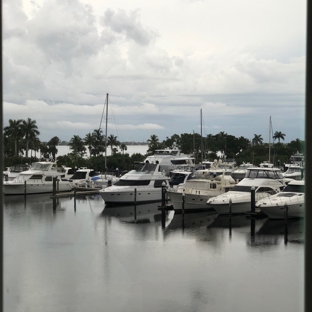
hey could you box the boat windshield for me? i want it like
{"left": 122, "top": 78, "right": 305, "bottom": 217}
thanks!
{"left": 32, "top": 163, "right": 53, "bottom": 171}
{"left": 70, "top": 171, "right": 87, "bottom": 179}
{"left": 283, "top": 184, "right": 305, "bottom": 193}
{"left": 230, "top": 185, "right": 253, "bottom": 192}
{"left": 245, "top": 169, "right": 284, "bottom": 179}
{"left": 171, "top": 159, "right": 192, "bottom": 165}
{"left": 114, "top": 180, "right": 151, "bottom": 186}
{"left": 136, "top": 163, "right": 158, "bottom": 173}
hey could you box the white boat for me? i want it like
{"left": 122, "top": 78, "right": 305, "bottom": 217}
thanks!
{"left": 256, "top": 180, "right": 304, "bottom": 219}
{"left": 207, "top": 167, "right": 290, "bottom": 214}
{"left": 69, "top": 167, "right": 100, "bottom": 188}
{"left": 231, "top": 162, "right": 255, "bottom": 181}
{"left": 144, "top": 145, "right": 195, "bottom": 175}
{"left": 4, "top": 163, "right": 31, "bottom": 181}
{"left": 99, "top": 161, "right": 170, "bottom": 205}
{"left": 91, "top": 174, "right": 120, "bottom": 188}
{"left": 282, "top": 164, "right": 304, "bottom": 180}
{"left": 167, "top": 170, "right": 236, "bottom": 211}
{"left": 168, "top": 167, "right": 194, "bottom": 189}
{"left": 3, "top": 161, "right": 74, "bottom": 195}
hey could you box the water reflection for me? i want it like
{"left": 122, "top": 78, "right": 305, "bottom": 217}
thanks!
{"left": 101, "top": 202, "right": 174, "bottom": 224}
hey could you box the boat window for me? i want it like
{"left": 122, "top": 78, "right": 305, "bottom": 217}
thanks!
{"left": 89, "top": 171, "right": 98, "bottom": 177}
{"left": 70, "top": 172, "right": 87, "bottom": 179}
{"left": 283, "top": 184, "right": 305, "bottom": 193}
{"left": 154, "top": 180, "right": 168, "bottom": 188}
{"left": 45, "top": 176, "right": 53, "bottom": 181}
{"left": 171, "top": 159, "right": 189, "bottom": 165}
{"left": 29, "top": 175, "right": 43, "bottom": 180}
{"left": 210, "top": 183, "right": 217, "bottom": 189}
{"left": 231, "top": 185, "right": 252, "bottom": 192}
{"left": 114, "top": 180, "right": 151, "bottom": 186}
{"left": 257, "top": 187, "right": 277, "bottom": 195}
{"left": 169, "top": 173, "right": 188, "bottom": 186}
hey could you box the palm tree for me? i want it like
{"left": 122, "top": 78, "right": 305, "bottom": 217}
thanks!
{"left": 21, "top": 118, "right": 40, "bottom": 158}
{"left": 252, "top": 134, "right": 263, "bottom": 145}
{"left": 273, "top": 131, "right": 286, "bottom": 143}
{"left": 68, "top": 135, "right": 86, "bottom": 157}
{"left": 147, "top": 134, "right": 161, "bottom": 154}
{"left": 107, "top": 135, "right": 120, "bottom": 154}
{"left": 120, "top": 143, "right": 127, "bottom": 154}
{"left": 4, "top": 119, "right": 23, "bottom": 156}
{"left": 84, "top": 132, "right": 95, "bottom": 157}
{"left": 47, "top": 136, "right": 60, "bottom": 160}
{"left": 92, "top": 129, "right": 105, "bottom": 155}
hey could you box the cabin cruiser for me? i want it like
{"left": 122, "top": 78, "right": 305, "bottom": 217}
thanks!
{"left": 3, "top": 161, "right": 74, "bottom": 195}
{"left": 168, "top": 167, "right": 195, "bottom": 189}
{"left": 3, "top": 163, "right": 31, "bottom": 181}
{"left": 99, "top": 161, "right": 169, "bottom": 206}
{"left": 256, "top": 180, "right": 304, "bottom": 219}
{"left": 167, "top": 170, "right": 236, "bottom": 211}
{"left": 282, "top": 164, "right": 304, "bottom": 180}
{"left": 207, "top": 167, "right": 291, "bottom": 214}
{"left": 69, "top": 167, "right": 100, "bottom": 188}
{"left": 231, "top": 162, "right": 255, "bottom": 181}
{"left": 144, "top": 146, "right": 195, "bottom": 176}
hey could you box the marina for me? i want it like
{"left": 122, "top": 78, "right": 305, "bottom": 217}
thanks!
{"left": 3, "top": 193, "right": 304, "bottom": 312}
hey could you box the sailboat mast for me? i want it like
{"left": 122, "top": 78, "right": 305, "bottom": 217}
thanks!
{"left": 200, "top": 109, "right": 203, "bottom": 163}
{"left": 269, "top": 116, "right": 271, "bottom": 163}
{"left": 105, "top": 93, "right": 108, "bottom": 170}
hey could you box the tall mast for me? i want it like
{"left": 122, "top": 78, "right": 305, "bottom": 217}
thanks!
{"left": 269, "top": 116, "right": 271, "bottom": 163}
{"left": 105, "top": 93, "right": 108, "bottom": 170}
{"left": 200, "top": 109, "right": 203, "bottom": 163}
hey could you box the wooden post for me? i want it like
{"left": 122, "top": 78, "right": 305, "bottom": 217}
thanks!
{"left": 229, "top": 198, "right": 232, "bottom": 238}
{"left": 74, "top": 189, "right": 77, "bottom": 211}
{"left": 24, "top": 180, "right": 27, "bottom": 196}
{"left": 161, "top": 182, "right": 166, "bottom": 207}
{"left": 250, "top": 186, "right": 255, "bottom": 213}
{"left": 284, "top": 204, "right": 289, "bottom": 245}
{"left": 53, "top": 177, "right": 57, "bottom": 196}
{"left": 134, "top": 188, "right": 137, "bottom": 205}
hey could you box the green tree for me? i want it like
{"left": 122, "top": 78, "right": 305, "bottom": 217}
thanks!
{"left": 21, "top": 118, "right": 40, "bottom": 158}
{"left": 84, "top": 132, "right": 95, "bottom": 157}
{"left": 4, "top": 119, "right": 23, "bottom": 156}
{"left": 120, "top": 143, "right": 127, "bottom": 154}
{"left": 47, "top": 136, "right": 60, "bottom": 160}
{"left": 92, "top": 129, "right": 105, "bottom": 156}
{"left": 147, "top": 134, "right": 162, "bottom": 155}
{"left": 107, "top": 134, "right": 120, "bottom": 154}
{"left": 252, "top": 134, "right": 263, "bottom": 145}
{"left": 273, "top": 131, "right": 286, "bottom": 143}
{"left": 68, "top": 135, "right": 86, "bottom": 157}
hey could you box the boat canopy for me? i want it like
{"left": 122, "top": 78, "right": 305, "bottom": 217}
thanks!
{"left": 245, "top": 168, "right": 284, "bottom": 179}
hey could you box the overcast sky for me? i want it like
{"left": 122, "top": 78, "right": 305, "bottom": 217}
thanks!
{"left": 3, "top": 0, "right": 306, "bottom": 144}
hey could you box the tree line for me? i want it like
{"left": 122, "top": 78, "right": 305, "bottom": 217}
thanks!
{"left": 3, "top": 118, "right": 304, "bottom": 172}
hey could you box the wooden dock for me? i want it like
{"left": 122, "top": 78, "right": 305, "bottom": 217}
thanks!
{"left": 50, "top": 188, "right": 100, "bottom": 198}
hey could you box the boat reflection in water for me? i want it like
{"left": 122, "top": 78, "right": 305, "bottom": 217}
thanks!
{"left": 254, "top": 218, "right": 304, "bottom": 246}
{"left": 101, "top": 201, "right": 174, "bottom": 225}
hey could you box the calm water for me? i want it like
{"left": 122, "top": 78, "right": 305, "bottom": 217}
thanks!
{"left": 4, "top": 195, "right": 304, "bottom": 312}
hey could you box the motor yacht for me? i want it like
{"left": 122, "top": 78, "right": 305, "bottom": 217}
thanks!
{"left": 231, "top": 162, "right": 255, "bottom": 181}
{"left": 69, "top": 167, "right": 100, "bottom": 188}
{"left": 3, "top": 163, "right": 31, "bottom": 181}
{"left": 256, "top": 179, "right": 304, "bottom": 219}
{"left": 3, "top": 161, "right": 74, "bottom": 195}
{"left": 99, "top": 161, "right": 170, "bottom": 205}
{"left": 207, "top": 167, "right": 291, "bottom": 214}
{"left": 282, "top": 164, "right": 304, "bottom": 180}
{"left": 167, "top": 170, "right": 236, "bottom": 211}
{"left": 144, "top": 146, "right": 195, "bottom": 175}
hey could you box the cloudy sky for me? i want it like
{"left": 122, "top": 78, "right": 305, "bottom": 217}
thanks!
{"left": 3, "top": 0, "right": 306, "bottom": 144}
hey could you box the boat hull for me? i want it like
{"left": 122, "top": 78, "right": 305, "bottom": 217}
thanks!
{"left": 168, "top": 191, "right": 217, "bottom": 211}
{"left": 3, "top": 181, "right": 72, "bottom": 195}
{"left": 99, "top": 186, "right": 166, "bottom": 205}
{"left": 259, "top": 204, "right": 304, "bottom": 219}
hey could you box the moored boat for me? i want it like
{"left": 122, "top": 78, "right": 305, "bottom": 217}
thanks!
{"left": 256, "top": 179, "right": 304, "bottom": 219}
{"left": 99, "top": 161, "right": 170, "bottom": 206}
{"left": 3, "top": 161, "right": 74, "bottom": 195}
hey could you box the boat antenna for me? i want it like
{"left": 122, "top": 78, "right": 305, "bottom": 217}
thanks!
{"left": 200, "top": 109, "right": 203, "bottom": 164}
{"left": 99, "top": 94, "right": 109, "bottom": 170}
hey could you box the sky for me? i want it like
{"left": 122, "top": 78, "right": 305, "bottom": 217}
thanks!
{"left": 3, "top": 0, "right": 307, "bottom": 144}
